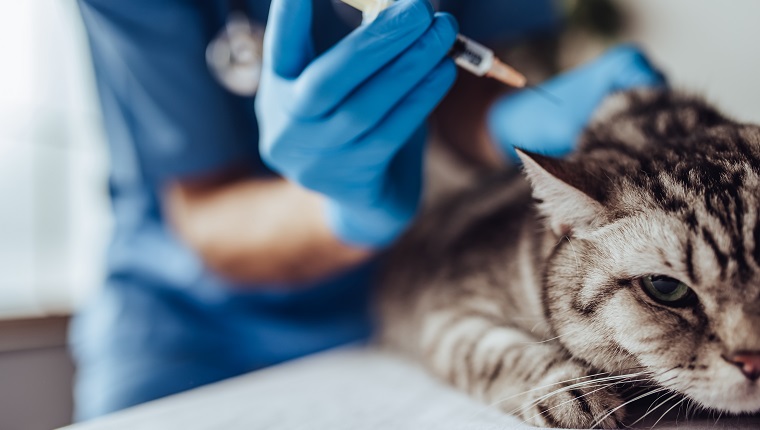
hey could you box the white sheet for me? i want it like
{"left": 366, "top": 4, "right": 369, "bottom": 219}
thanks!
{"left": 62, "top": 347, "right": 760, "bottom": 430}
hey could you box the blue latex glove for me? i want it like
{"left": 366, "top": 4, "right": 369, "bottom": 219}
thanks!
{"left": 488, "top": 44, "right": 667, "bottom": 161}
{"left": 256, "top": 0, "right": 458, "bottom": 248}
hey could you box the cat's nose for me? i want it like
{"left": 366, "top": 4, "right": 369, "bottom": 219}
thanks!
{"left": 723, "top": 352, "right": 760, "bottom": 381}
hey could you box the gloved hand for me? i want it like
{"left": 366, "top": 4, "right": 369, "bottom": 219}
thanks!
{"left": 488, "top": 44, "right": 667, "bottom": 161}
{"left": 256, "top": 0, "right": 458, "bottom": 248}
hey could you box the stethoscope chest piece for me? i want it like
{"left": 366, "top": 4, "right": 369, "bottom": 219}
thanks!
{"left": 206, "top": 12, "right": 264, "bottom": 96}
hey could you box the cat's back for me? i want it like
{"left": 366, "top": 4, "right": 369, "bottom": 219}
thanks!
{"left": 378, "top": 168, "right": 549, "bottom": 353}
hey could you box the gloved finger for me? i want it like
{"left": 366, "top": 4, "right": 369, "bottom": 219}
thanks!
{"left": 536, "top": 44, "right": 665, "bottom": 122}
{"left": 540, "top": 44, "right": 665, "bottom": 121}
{"left": 327, "top": 13, "right": 458, "bottom": 144}
{"left": 607, "top": 44, "right": 667, "bottom": 91}
{"left": 381, "top": 125, "right": 427, "bottom": 221}
{"left": 489, "top": 44, "right": 666, "bottom": 159}
{"left": 264, "top": 0, "right": 315, "bottom": 79}
{"left": 356, "top": 58, "right": 457, "bottom": 154}
{"left": 291, "top": 0, "right": 435, "bottom": 118}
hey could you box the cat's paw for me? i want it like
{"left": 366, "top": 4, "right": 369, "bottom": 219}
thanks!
{"left": 514, "top": 363, "right": 626, "bottom": 429}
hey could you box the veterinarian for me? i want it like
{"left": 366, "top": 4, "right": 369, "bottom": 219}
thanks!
{"left": 72, "top": 0, "right": 665, "bottom": 420}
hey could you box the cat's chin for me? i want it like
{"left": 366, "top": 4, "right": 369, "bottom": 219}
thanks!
{"left": 686, "top": 381, "right": 760, "bottom": 414}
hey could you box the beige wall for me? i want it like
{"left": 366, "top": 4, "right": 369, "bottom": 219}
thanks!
{"left": 621, "top": 0, "right": 760, "bottom": 123}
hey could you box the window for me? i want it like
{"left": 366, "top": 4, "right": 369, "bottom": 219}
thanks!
{"left": 0, "top": 1, "right": 110, "bottom": 318}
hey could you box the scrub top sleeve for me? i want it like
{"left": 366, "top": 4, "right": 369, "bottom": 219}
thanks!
{"left": 443, "top": 0, "right": 562, "bottom": 44}
{"left": 78, "top": 0, "right": 255, "bottom": 186}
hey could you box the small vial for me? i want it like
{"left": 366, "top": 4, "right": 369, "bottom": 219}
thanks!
{"left": 449, "top": 35, "right": 527, "bottom": 88}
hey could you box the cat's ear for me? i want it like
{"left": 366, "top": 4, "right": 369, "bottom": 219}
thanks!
{"left": 516, "top": 149, "right": 607, "bottom": 236}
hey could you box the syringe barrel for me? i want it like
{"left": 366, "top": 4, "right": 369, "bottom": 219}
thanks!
{"left": 448, "top": 35, "right": 494, "bottom": 77}
{"left": 339, "top": 1, "right": 506, "bottom": 81}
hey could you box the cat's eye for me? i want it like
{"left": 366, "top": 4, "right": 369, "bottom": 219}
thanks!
{"left": 641, "top": 275, "right": 695, "bottom": 306}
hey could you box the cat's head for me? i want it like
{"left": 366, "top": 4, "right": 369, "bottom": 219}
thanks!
{"left": 520, "top": 89, "right": 760, "bottom": 413}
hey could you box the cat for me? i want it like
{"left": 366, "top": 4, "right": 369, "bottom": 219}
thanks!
{"left": 378, "top": 88, "right": 760, "bottom": 428}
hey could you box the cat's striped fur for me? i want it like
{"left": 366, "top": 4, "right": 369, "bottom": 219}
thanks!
{"left": 379, "top": 89, "right": 760, "bottom": 428}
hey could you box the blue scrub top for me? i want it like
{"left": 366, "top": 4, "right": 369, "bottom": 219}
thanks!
{"left": 71, "top": 0, "right": 559, "bottom": 420}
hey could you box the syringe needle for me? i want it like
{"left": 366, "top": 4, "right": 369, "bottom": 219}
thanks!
{"left": 526, "top": 84, "right": 563, "bottom": 106}
{"left": 489, "top": 59, "right": 563, "bottom": 105}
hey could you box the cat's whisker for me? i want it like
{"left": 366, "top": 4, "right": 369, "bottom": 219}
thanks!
{"left": 676, "top": 395, "right": 688, "bottom": 424}
{"left": 528, "top": 321, "right": 543, "bottom": 334}
{"left": 625, "top": 390, "right": 682, "bottom": 427}
{"left": 651, "top": 396, "right": 688, "bottom": 429}
{"left": 511, "top": 380, "right": 629, "bottom": 416}
{"left": 512, "top": 371, "right": 645, "bottom": 403}
{"left": 590, "top": 386, "right": 672, "bottom": 428}
{"left": 584, "top": 372, "right": 681, "bottom": 428}
{"left": 487, "top": 368, "right": 641, "bottom": 408}
{"left": 686, "top": 398, "right": 700, "bottom": 421}
{"left": 622, "top": 384, "right": 658, "bottom": 402}
{"left": 523, "top": 383, "right": 618, "bottom": 424}
{"left": 634, "top": 390, "right": 673, "bottom": 424}
{"left": 712, "top": 408, "right": 724, "bottom": 427}
{"left": 684, "top": 397, "right": 694, "bottom": 421}
{"left": 504, "top": 372, "right": 650, "bottom": 417}
{"left": 523, "top": 378, "right": 655, "bottom": 425}
{"left": 493, "top": 377, "right": 627, "bottom": 418}
{"left": 516, "top": 325, "right": 590, "bottom": 345}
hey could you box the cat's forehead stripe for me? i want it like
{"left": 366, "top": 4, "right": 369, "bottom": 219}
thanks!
{"left": 753, "top": 220, "right": 760, "bottom": 267}
{"left": 685, "top": 237, "right": 699, "bottom": 285}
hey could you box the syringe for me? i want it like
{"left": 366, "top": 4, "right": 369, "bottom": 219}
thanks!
{"left": 449, "top": 35, "right": 527, "bottom": 88}
{"left": 339, "top": 0, "right": 528, "bottom": 88}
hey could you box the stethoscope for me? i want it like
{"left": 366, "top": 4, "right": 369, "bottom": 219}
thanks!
{"left": 206, "top": 0, "right": 440, "bottom": 96}
{"left": 206, "top": 1, "right": 265, "bottom": 96}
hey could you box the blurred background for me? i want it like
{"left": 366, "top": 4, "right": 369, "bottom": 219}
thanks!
{"left": 0, "top": 1, "right": 758, "bottom": 429}
{"left": 0, "top": 1, "right": 108, "bottom": 321}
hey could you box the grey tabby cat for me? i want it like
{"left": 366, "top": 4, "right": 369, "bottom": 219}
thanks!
{"left": 379, "top": 88, "right": 760, "bottom": 428}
